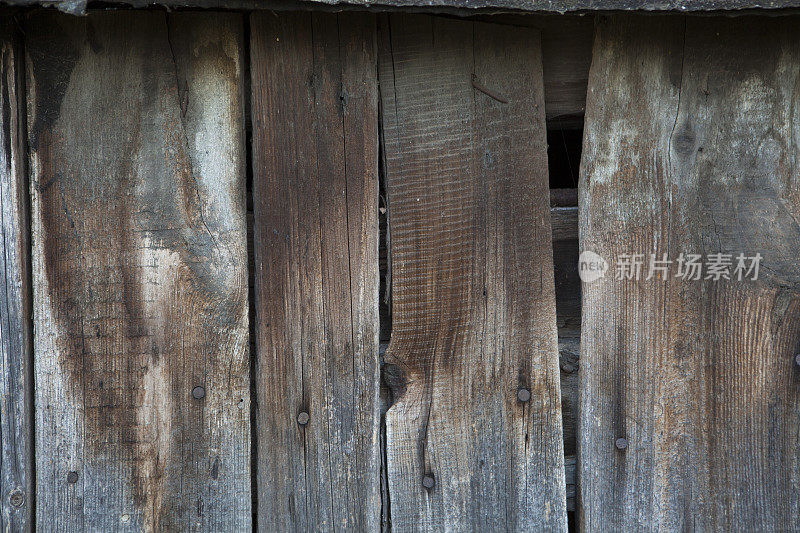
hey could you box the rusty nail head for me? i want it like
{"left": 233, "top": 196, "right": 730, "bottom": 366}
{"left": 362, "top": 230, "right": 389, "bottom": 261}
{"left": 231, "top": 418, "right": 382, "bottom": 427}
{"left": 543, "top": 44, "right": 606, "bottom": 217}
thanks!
{"left": 422, "top": 475, "right": 435, "bottom": 489}
{"left": 67, "top": 471, "right": 79, "bottom": 484}
{"left": 192, "top": 386, "right": 206, "bottom": 400}
{"left": 795, "top": 354, "right": 800, "bottom": 367}
{"left": 615, "top": 438, "right": 628, "bottom": 450}
{"left": 297, "top": 411, "right": 310, "bottom": 426}
{"left": 9, "top": 489, "right": 24, "bottom": 508}
{"left": 517, "top": 388, "right": 531, "bottom": 403}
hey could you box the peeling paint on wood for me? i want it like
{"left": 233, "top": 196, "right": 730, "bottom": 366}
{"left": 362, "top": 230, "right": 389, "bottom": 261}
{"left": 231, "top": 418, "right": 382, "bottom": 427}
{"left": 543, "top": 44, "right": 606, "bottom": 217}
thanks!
{"left": 250, "top": 11, "right": 381, "bottom": 532}
{"left": 0, "top": 15, "right": 33, "bottom": 533}
{"left": 379, "top": 14, "right": 566, "bottom": 531}
{"left": 27, "top": 12, "right": 251, "bottom": 530}
{"left": 580, "top": 14, "right": 800, "bottom": 531}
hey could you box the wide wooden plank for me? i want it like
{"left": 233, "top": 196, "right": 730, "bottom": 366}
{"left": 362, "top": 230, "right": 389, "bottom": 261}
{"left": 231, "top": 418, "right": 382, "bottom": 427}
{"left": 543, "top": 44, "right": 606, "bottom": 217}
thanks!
{"left": 27, "top": 12, "right": 250, "bottom": 530}
{"left": 580, "top": 15, "right": 800, "bottom": 531}
{"left": 0, "top": 17, "right": 32, "bottom": 532}
{"left": 250, "top": 12, "right": 381, "bottom": 532}
{"left": 379, "top": 14, "right": 566, "bottom": 531}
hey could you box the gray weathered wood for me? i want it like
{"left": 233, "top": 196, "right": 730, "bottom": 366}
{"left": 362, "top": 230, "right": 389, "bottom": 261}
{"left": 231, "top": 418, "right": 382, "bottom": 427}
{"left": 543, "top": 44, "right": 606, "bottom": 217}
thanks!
{"left": 379, "top": 14, "right": 566, "bottom": 531}
{"left": 250, "top": 12, "right": 381, "bottom": 532}
{"left": 27, "top": 12, "right": 251, "bottom": 530}
{"left": 580, "top": 14, "right": 800, "bottom": 531}
{"left": 7, "top": 0, "right": 800, "bottom": 17}
{"left": 0, "top": 15, "right": 33, "bottom": 533}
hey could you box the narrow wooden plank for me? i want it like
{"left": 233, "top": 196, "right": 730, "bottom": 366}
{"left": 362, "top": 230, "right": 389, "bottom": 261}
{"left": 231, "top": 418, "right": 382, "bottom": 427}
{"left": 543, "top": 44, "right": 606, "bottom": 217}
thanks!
{"left": 379, "top": 14, "right": 566, "bottom": 531}
{"left": 250, "top": 12, "right": 380, "bottom": 531}
{"left": 0, "top": 16, "right": 33, "bottom": 532}
{"left": 580, "top": 15, "right": 800, "bottom": 531}
{"left": 27, "top": 12, "right": 250, "bottom": 530}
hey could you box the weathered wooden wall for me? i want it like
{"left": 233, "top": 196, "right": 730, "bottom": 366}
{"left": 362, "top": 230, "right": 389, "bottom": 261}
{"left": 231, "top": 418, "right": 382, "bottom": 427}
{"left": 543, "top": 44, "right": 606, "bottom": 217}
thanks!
{"left": 23, "top": 7, "right": 800, "bottom": 533}
{"left": 0, "top": 7, "right": 595, "bottom": 531}
{"left": 27, "top": 12, "right": 251, "bottom": 530}
{"left": 379, "top": 14, "right": 566, "bottom": 531}
{"left": 7, "top": 5, "right": 800, "bottom": 533}
{"left": 0, "top": 10, "right": 589, "bottom": 531}
{"left": 580, "top": 14, "right": 800, "bottom": 531}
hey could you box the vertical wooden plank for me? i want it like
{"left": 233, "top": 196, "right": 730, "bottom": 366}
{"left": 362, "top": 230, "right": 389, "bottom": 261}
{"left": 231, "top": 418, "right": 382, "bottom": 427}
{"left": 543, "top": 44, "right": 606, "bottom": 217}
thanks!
{"left": 0, "top": 16, "right": 33, "bottom": 532}
{"left": 250, "top": 12, "right": 380, "bottom": 532}
{"left": 379, "top": 14, "right": 566, "bottom": 531}
{"left": 580, "top": 15, "right": 800, "bottom": 531}
{"left": 27, "top": 12, "right": 250, "bottom": 530}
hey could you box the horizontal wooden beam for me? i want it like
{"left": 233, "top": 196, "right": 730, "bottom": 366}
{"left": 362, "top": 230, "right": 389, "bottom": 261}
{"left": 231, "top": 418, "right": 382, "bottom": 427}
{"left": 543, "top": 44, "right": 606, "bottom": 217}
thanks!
{"left": 551, "top": 206, "right": 578, "bottom": 241}
{"left": 13, "top": 0, "right": 800, "bottom": 16}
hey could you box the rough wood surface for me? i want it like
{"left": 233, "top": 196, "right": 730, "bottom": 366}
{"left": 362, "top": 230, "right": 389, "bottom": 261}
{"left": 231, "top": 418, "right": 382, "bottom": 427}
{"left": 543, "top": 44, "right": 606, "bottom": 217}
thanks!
{"left": 0, "top": 15, "right": 32, "bottom": 532}
{"left": 250, "top": 12, "right": 381, "bottom": 532}
{"left": 580, "top": 14, "right": 800, "bottom": 531}
{"left": 478, "top": 15, "right": 593, "bottom": 129}
{"left": 7, "top": 0, "right": 800, "bottom": 17}
{"left": 27, "top": 12, "right": 250, "bottom": 530}
{"left": 379, "top": 14, "right": 566, "bottom": 531}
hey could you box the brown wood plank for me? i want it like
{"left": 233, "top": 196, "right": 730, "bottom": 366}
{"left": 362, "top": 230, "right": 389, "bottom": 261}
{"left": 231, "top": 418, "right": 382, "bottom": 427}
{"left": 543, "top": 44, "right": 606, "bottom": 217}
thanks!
{"left": 580, "top": 14, "right": 800, "bottom": 531}
{"left": 0, "top": 16, "right": 32, "bottom": 532}
{"left": 250, "top": 12, "right": 381, "bottom": 532}
{"left": 379, "top": 14, "right": 566, "bottom": 531}
{"left": 27, "top": 12, "right": 250, "bottom": 530}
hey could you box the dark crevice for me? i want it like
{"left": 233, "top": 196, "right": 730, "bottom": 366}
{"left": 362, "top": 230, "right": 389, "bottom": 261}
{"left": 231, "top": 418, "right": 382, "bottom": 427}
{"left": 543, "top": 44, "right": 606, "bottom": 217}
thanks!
{"left": 377, "top": 17, "right": 392, "bottom": 531}
{"left": 547, "top": 127, "right": 583, "bottom": 190}
{"left": 547, "top": 112, "right": 584, "bottom": 533}
{"left": 242, "top": 12, "right": 258, "bottom": 532}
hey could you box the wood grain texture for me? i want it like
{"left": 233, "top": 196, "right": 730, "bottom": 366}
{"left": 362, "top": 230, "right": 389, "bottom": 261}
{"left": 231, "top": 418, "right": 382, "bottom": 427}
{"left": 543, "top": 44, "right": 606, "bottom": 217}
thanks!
{"left": 27, "top": 12, "right": 250, "bottom": 531}
{"left": 580, "top": 14, "right": 800, "bottom": 531}
{"left": 0, "top": 16, "right": 33, "bottom": 532}
{"left": 379, "top": 14, "right": 566, "bottom": 531}
{"left": 250, "top": 12, "right": 380, "bottom": 532}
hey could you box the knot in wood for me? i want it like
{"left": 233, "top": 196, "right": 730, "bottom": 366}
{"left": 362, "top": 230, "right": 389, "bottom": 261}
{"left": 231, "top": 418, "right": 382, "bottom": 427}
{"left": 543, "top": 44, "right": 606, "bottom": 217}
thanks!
{"left": 382, "top": 363, "right": 408, "bottom": 403}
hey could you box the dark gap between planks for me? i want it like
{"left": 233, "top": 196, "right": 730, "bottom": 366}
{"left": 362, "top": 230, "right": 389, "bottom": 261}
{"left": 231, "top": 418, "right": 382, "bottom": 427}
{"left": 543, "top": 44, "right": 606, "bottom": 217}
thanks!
{"left": 243, "top": 13, "right": 258, "bottom": 530}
